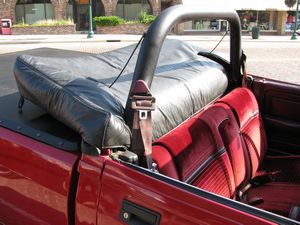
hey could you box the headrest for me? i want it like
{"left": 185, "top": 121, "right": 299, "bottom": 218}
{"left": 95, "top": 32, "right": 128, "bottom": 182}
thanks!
{"left": 218, "top": 88, "right": 259, "bottom": 127}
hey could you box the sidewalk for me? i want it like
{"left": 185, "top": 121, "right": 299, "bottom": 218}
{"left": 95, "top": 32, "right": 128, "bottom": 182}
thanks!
{"left": 0, "top": 34, "right": 299, "bottom": 44}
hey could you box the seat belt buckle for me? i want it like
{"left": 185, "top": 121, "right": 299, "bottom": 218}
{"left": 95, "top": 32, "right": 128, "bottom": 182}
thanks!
{"left": 132, "top": 95, "right": 156, "bottom": 120}
{"left": 238, "top": 182, "right": 252, "bottom": 202}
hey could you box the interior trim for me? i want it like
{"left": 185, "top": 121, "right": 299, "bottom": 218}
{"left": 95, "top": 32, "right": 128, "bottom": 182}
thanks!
{"left": 0, "top": 117, "right": 79, "bottom": 152}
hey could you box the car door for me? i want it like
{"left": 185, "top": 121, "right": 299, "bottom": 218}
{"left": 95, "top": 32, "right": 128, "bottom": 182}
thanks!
{"left": 0, "top": 126, "right": 80, "bottom": 225}
{"left": 96, "top": 158, "right": 295, "bottom": 225}
{"left": 250, "top": 76, "right": 300, "bottom": 155}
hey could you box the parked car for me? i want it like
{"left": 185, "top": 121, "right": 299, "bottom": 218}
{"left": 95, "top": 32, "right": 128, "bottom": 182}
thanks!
{"left": 1, "top": 5, "right": 300, "bottom": 225}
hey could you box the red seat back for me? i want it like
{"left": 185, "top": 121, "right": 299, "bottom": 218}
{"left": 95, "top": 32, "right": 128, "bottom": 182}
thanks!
{"left": 153, "top": 105, "right": 241, "bottom": 198}
{"left": 219, "top": 88, "right": 267, "bottom": 177}
{"left": 152, "top": 88, "right": 266, "bottom": 197}
{"left": 196, "top": 103, "right": 249, "bottom": 189}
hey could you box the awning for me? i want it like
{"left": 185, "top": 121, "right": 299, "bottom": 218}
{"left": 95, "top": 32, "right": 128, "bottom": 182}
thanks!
{"left": 182, "top": 0, "right": 297, "bottom": 11}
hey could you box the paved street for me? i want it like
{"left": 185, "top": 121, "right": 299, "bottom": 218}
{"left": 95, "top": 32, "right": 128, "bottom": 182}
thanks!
{"left": 0, "top": 34, "right": 300, "bottom": 89}
{"left": 187, "top": 37, "right": 300, "bottom": 85}
{"left": 216, "top": 41, "right": 300, "bottom": 85}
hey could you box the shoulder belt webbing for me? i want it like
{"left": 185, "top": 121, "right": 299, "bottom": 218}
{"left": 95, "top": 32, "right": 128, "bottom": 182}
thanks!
{"left": 130, "top": 80, "right": 156, "bottom": 170}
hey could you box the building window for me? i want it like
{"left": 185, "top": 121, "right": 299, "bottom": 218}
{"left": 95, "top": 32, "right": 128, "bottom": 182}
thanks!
{"left": 191, "top": 19, "right": 228, "bottom": 31}
{"left": 66, "top": 0, "right": 74, "bottom": 20}
{"left": 116, "top": 0, "right": 151, "bottom": 20}
{"left": 286, "top": 12, "right": 300, "bottom": 31}
{"left": 237, "top": 10, "right": 273, "bottom": 31}
{"left": 15, "top": 0, "right": 54, "bottom": 24}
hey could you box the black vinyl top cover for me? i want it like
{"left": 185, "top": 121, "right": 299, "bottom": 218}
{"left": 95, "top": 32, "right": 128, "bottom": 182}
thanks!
{"left": 14, "top": 39, "right": 228, "bottom": 149}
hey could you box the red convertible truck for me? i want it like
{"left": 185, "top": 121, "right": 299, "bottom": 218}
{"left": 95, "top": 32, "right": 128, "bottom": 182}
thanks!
{"left": 1, "top": 5, "right": 300, "bottom": 225}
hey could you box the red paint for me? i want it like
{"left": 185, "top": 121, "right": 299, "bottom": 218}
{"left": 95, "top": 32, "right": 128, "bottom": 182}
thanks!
{"left": 75, "top": 154, "right": 106, "bottom": 225}
{"left": 0, "top": 125, "right": 293, "bottom": 225}
{"left": 0, "top": 127, "right": 80, "bottom": 225}
{"left": 97, "top": 160, "right": 276, "bottom": 225}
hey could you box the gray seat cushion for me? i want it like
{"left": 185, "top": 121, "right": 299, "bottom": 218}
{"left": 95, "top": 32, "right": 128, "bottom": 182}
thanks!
{"left": 14, "top": 39, "right": 228, "bottom": 149}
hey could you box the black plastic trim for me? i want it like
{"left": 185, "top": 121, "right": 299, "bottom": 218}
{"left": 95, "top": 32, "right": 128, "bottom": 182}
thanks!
{"left": 129, "top": 5, "right": 241, "bottom": 92}
{"left": 126, "top": 5, "right": 242, "bottom": 125}
{"left": 0, "top": 117, "right": 79, "bottom": 152}
{"left": 120, "top": 199, "right": 161, "bottom": 225}
{"left": 67, "top": 156, "right": 81, "bottom": 225}
{"left": 122, "top": 162, "right": 300, "bottom": 225}
{"left": 197, "top": 51, "right": 231, "bottom": 75}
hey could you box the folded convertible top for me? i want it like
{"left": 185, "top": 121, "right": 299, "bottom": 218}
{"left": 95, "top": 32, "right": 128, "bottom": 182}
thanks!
{"left": 14, "top": 39, "right": 228, "bottom": 149}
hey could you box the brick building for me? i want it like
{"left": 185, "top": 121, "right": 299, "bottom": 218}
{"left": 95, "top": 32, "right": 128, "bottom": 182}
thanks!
{"left": 0, "top": 0, "right": 182, "bottom": 30}
{"left": 183, "top": 0, "right": 298, "bottom": 35}
{"left": 0, "top": 0, "right": 298, "bottom": 34}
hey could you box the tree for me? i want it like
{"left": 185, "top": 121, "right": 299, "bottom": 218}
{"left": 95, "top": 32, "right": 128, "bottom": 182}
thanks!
{"left": 285, "top": 0, "right": 296, "bottom": 8}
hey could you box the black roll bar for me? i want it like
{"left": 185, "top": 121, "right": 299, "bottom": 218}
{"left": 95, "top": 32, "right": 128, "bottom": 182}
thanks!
{"left": 131, "top": 5, "right": 241, "bottom": 88}
{"left": 126, "top": 5, "right": 242, "bottom": 123}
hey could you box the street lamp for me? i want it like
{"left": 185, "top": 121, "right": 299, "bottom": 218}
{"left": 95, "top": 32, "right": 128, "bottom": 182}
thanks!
{"left": 87, "top": 0, "right": 94, "bottom": 38}
{"left": 291, "top": 0, "right": 299, "bottom": 40}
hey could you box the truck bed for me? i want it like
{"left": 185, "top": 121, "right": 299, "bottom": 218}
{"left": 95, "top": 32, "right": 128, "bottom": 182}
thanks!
{"left": 2, "top": 41, "right": 229, "bottom": 152}
{"left": 13, "top": 39, "right": 229, "bottom": 150}
{"left": 0, "top": 48, "right": 86, "bottom": 151}
{"left": 0, "top": 92, "right": 81, "bottom": 151}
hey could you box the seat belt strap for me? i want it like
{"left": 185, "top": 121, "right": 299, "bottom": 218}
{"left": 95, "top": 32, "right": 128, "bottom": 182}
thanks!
{"left": 131, "top": 80, "right": 156, "bottom": 170}
{"left": 241, "top": 51, "right": 253, "bottom": 88}
{"left": 241, "top": 51, "right": 248, "bottom": 87}
{"left": 237, "top": 181, "right": 264, "bottom": 206}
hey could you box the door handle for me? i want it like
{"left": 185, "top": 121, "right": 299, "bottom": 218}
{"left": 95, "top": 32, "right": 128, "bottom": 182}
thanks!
{"left": 120, "top": 200, "right": 160, "bottom": 225}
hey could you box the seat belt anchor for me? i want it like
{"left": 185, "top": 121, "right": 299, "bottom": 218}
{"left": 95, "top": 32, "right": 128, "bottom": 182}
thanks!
{"left": 151, "top": 162, "right": 158, "bottom": 173}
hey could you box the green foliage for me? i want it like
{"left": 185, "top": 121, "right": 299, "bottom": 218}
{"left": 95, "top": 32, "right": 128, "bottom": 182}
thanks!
{"left": 13, "top": 19, "right": 74, "bottom": 27}
{"left": 138, "top": 10, "right": 156, "bottom": 25}
{"left": 13, "top": 23, "right": 29, "bottom": 27}
{"left": 93, "top": 11, "right": 156, "bottom": 27}
{"left": 93, "top": 16, "right": 125, "bottom": 26}
{"left": 285, "top": 0, "right": 296, "bottom": 8}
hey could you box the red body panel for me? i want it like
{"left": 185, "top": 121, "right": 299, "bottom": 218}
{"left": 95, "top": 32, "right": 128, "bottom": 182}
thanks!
{"left": 97, "top": 159, "right": 276, "bottom": 225}
{"left": 75, "top": 154, "right": 106, "bottom": 225}
{"left": 0, "top": 127, "right": 80, "bottom": 225}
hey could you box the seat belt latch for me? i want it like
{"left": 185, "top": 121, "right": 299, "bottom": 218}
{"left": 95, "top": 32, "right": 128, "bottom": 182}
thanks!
{"left": 131, "top": 95, "right": 155, "bottom": 108}
{"left": 130, "top": 84, "right": 156, "bottom": 169}
{"left": 132, "top": 95, "right": 155, "bottom": 115}
{"left": 238, "top": 182, "right": 252, "bottom": 202}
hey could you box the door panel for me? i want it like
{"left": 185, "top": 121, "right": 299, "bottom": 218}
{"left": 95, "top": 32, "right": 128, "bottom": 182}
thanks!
{"left": 0, "top": 127, "right": 80, "bottom": 225}
{"left": 75, "top": 155, "right": 105, "bottom": 225}
{"left": 97, "top": 160, "right": 279, "bottom": 225}
{"left": 251, "top": 76, "right": 300, "bottom": 155}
